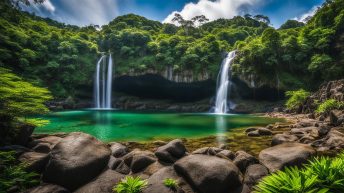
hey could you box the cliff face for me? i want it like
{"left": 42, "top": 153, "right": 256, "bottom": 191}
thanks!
{"left": 302, "top": 79, "right": 344, "bottom": 114}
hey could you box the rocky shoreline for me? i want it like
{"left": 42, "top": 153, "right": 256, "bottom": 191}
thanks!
{"left": 0, "top": 109, "right": 341, "bottom": 193}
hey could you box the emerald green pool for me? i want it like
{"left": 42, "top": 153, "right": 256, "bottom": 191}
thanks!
{"left": 35, "top": 110, "right": 282, "bottom": 142}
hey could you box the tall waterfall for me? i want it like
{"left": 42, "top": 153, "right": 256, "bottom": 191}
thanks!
{"left": 94, "top": 54, "right": 113, "bottom": 109}
{"left": 213, "top": 51, "right": 236, "bottom": 114}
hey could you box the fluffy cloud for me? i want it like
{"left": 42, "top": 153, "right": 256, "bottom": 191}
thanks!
{"left": 163, "top": 0, "right": 260, "bottom": 24}
{"left": 294, "top": 5, "right": 319, "bottom": 23}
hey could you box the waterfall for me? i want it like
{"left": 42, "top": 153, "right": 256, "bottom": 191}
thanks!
{"left": 94, "top": 54, "right": 113, "bottom": 109}
{"left": 106, "top": 54, "right": 113, "bottom": 108}
{"left": 213, "top": 51, "right": 236, "bottom": 114}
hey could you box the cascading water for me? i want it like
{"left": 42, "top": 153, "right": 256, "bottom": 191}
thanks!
{"left": 94, "top": 54, "right": 113, "bottom": 109}
{"left": 213, "top": 51, "right": 236, "bottom": 114}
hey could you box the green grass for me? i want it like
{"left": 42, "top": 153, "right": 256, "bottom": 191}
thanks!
{"left": 113, "top": 176, "right": 148, "bottom": 193}
{"left": 0, "top": 151, "right": 39, "bottom": 193}
{"left": 254, "top": 152, "right": 344, "bottom": 193}
{"left": 315, "top": 99, "right": 344, "bottom": 114}
{"left": 163, "top": 178, "right": 179, "bottom": 190}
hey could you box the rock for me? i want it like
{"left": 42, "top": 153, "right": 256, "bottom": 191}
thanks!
{"left": 108, "top": 156, "right": 122, "bottom": 169}
{"left": 192, "top": 147, "right": 223, "bottom": 155}
{"left": 318, "top": 125, "right": 331, "bottom": 136}
{"left": 271, "top": 134, "right": 298, "bottom": 146}
{"left": 257, "top": 128, "right": 272, "bottom": 136}
{"left": 233, "top": 151, "right": 258, "bottom": 173}
{"left": 155, "top": 139, "right": 186, "bottom": 163}
{"left": 245, "top": 128, "right": 257, "bottom": 133}
{"left": 26, "top": 183, "right": 70, "bottom": 193}
{"left": 123, "top": 150, "right": 156, "bottom": 173}
{"left": 109, "top": 142, "right": 128, "bottom": 157}
{"left": 244, "top": 164, "right": 269, "bottom": 188}
{"left": 174, "top": 154, "right": 242, "bottom": 193}
{"left": 19, "top": 152, "right": 50, "bottom": 172}
{"left": 114, "top": 160, "right": 130, "bottom": 174}
{"left": 142, "top": 167, "right": 194, "bottom": 193}
{"left": 247, "top": 130, "right": 260, "bottom": 137}
{"left": 290, "top": 127, "right": 319, "bottom": 138}
{"left": 312, "top": 129, "right": 344, "bottom": 150}
{"left": 32, "top": 142, "right": 51, "bottom": 153}
{"left": 43, "top": 132, "right": 111, "bottom": 190}
{"left": 330, "top": 110, "right": 343, "bottom": 126}
{"left": 74, "top": 170, "right": 124, "bottom": 193}
{"left": 259, "top": 143, "right": 316, "bottom": 172}
{"left": 216, "top": 149, "right": 235, "bottom": 160}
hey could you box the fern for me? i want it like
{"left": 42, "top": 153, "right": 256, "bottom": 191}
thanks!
{"left": 113, "top": 176, "right": 148, "bottom": 193}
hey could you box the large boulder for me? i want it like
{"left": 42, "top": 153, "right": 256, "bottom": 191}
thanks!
{"left": 109, "top": 142, "right": 128, "bottom": 157}
{"left": 74, "top": 170, "right": 124, "bottom": 193}
{"left": 19, "top": 152, "right": 50, "bottom": 172}
{"left": 26, "top": 183, "right": 70, "bottom": 193}
{"left": 43, "top": 132, "right": 111, "bottom": 190}
{"left": 142, "top": 167, "right": 194, "bottom": 193}
{"left": 174, "top": 154, "right": 242, "bottom": 193}
{"left": 123, "top": 149, "right": 156, "bottom": 173}
{"left": 155, "top": 139, "right": 186, "bottom": 163}
{"left": 233, "top": 151, "right": 258, "bottom": 173}
{"left": 259, "top": 143, "right": 316, "bottom": 172}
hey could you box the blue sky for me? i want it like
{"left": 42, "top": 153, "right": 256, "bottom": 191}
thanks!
{"left": 22, "top": 0, "right": 324, "bottom": 27}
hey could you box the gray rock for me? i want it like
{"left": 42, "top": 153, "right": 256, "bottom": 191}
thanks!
{"left": 247, "top": 130, "right": 260, "bottom": 137}
{"left": 19, "top": 152, "right": 50, "bottom": 172}
{"left": 109, "top": 142, "right": 128, "bottom": 157}
{"left": 74, "top": 170, "right": 124, "bottom": 193}
{"left": 233, "top": 151, "right": 258, "bottom": 173}
{"left": 108, "top": 156, "right": 122, "bottom": 169}
{"left": 257, "top": 128, "right": 272, "bottom": 136}
{"left": 26, "top": 183, "right": 69, "bottom": 193}
{"left": 114, "top": 160, "right": 130, "bottom": 174}
{"left": 174, "top": 154, "right": 242, "bottom": 193}
{"left": 244, "top": 164, "right": 269, "bottom": 188}
{"left": 14, "top": 123, "right": 35, "bottom": 146}
{"left": 216, "top": 149, "right": 235, "bottom": 160}
{"left": 192, "top": 147, "right": 223, "bottom": 155}
{"left": 245, "top": 127, "right": 257, "bottom": 133}
{"left": 32, "top": 142, "right": 51, "bottom": 153}
{"left": 142, "top": 167, "right": 194, "bottom": 193}
{"left": 155, "top": 139, "right": 186, "bottom": 163}
{"left": 259, "top": 143, "right": 316, "bottom": 172}
{"left": 43, "top": 132, "right": 111, "bottom": 190}
{"left": 312, "top": 129, "right": 344, "bottom": 150}
{"left": 123, "top": 150, "right": 156, "bottom": 173}
{"left": 271, "top": 134, "right": 298, "bottom": 146}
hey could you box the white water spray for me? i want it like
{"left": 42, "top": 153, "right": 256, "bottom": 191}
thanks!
{"left": 213, "top": 51, "right": 236, "bottom": 114}
{"left": 106, "top": 54, "right": 113, "bottom": 108}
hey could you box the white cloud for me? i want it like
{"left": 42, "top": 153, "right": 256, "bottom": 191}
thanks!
{"left": 293, "top": 5, "right": 319, "bottom": 23}
{"left": 41, "top": 0, "right": 55, "bottom": 12}
{"left": 163, "top": 0, "right": 260, "bottom": 24}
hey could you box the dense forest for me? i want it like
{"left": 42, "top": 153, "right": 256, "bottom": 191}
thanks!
{"left": 0, "top": 0, "right": 343, "bottom": 99}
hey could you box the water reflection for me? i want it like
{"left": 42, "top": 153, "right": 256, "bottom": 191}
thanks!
{"left": 93, "top": 110, "right": 112, "bottom": 139}
{"left": 215, "top": 115, "right": 227, "bottom": 146}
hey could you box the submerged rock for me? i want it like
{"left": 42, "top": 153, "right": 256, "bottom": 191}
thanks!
{"left": 74, "top": 170, "right": 124, "bottom": 193}
{"left": 155, "top": 139, "right": 186, "bottom": 163}
{"left": 259, "top": 143, "right": 315, "bottom": 172}
{"left": 43, "top": 132, "right": 111, "bottom": 190}
{"left": 174, "top": 154, "right": 242, "bottom": 193}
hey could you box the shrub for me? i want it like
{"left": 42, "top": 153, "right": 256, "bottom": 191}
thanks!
{"left": 285, "top": 89, "right": 310, "bottom": 110}
{"left": 163, "top": 178, "right": 178, "bottom": 189}
{"left": 254, "top": 152, "right": 344, "bottom": 193}
{"left": 0, "top": 151, "right": 39, "bottom": 192}
{"left": 315, "top": 99, "right": 344, "bottom": 114}
{"left": 113, "top": 176, "right": 148, "bottom": 193}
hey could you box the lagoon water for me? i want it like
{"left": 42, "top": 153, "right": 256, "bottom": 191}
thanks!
{"left": 35, "top": 110, "right": 282, "bottom": 142}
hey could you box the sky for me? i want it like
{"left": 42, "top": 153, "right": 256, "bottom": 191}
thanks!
{"left": 22, "top": 0, "right": 325, "bottom": 28}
